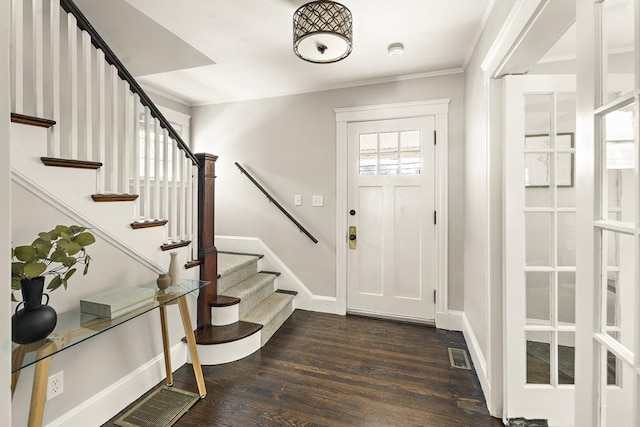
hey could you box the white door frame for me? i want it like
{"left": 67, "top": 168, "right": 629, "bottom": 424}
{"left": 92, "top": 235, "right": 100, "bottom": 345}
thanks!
{"left": 1, "top": 0, "right": 12, "bottom": 423}
{"left": 334, "top": 99, "right": 450, "bottom": 322}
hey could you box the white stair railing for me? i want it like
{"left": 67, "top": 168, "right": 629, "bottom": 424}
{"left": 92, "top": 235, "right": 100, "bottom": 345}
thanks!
{"left": 9, "top": 0, "right": 200, "bottom": 256}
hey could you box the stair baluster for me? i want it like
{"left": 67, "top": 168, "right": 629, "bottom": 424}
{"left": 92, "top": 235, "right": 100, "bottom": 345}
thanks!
{"left": 48, "top": 0, "right": 61, "bottom": 158}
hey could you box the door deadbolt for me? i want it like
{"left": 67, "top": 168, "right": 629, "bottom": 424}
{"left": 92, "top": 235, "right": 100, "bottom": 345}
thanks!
{"left": 348, "top": 226, "right": 356, "bottom": 249}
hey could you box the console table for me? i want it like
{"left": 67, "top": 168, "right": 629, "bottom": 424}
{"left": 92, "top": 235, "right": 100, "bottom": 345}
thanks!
{"left": 11, "top": 279, "right": 209, "bottom": 427}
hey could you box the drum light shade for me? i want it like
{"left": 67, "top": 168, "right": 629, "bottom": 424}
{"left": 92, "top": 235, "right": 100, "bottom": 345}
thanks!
{"left": 293, "top": 1, "right": 353, "bottom": 64}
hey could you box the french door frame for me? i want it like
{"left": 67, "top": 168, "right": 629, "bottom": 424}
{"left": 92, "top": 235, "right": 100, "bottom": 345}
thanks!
{"left": 575, "top": 1, "right": 640, "bottom": 425}
{"left": 334, "top": 100, "right": 450, "bottom": 322}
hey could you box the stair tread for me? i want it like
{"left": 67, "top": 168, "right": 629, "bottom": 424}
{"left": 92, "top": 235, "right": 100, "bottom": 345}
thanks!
{"left": 211, "top": 295, "right": 240, "bottom": 307}
{"left": 160, "top": 240, "right": 191, "bottom": 251}
{"left": 41, "top": 157, "right": 103, "bottom": 169}
{"left": 193, "top": 321, "right": 262, "bottom": 345}
{"left": 221, "top": 273, "right": 276, "bottom": 300}
{"left": 11, "top": 113, "right": 56, "bottom": 128}
{"left": 91, "top": 194, "right": 139, "bottom": 202}
{"left": 130, "top": 219, "right": 168, "bottom": 229}
{"left": 242, "top": 293, "right": 294, "bottom": 326}
{"left": 218, "top": 253, "right": 260, "bottom": 278}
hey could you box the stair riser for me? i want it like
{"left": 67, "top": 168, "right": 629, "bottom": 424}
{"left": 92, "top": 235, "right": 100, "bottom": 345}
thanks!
{"left": 190, "top": 333, "right": 261, "bottom": 365}
{"left": 238, "top": 278, "right": 276, "bottom": 319}
{"left": 218, "top": 262, "right": 257, "bottom": 293}
{"left": 260, "top": 300, "right": 293, "bottom": 346}
{"left": 211, "top": 305, "right": 239, "bottom": 326}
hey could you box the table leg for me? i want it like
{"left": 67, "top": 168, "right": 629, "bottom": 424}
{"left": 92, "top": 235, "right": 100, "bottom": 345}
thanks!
{"left": 159, "top": 306, "right": 173, "bottom": 386}
{"left": 11, "top": 345, "right": 26, "bottom": 396}
{"left": 177, "top": 296, "right": 206, "bottom": 397}
{"left": 28, "top": 354, "right": 51, "bottom": 427}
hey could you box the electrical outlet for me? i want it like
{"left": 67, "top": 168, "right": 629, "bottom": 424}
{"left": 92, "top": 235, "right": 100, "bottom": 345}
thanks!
{"left": 47, "top": 371, "right": 64, "bottom": 400}
{"left": 294, "top": 194, "right": 302, "bottom": 206}
{"left": 312, "top": 195, "right": 323, "bottom": 207}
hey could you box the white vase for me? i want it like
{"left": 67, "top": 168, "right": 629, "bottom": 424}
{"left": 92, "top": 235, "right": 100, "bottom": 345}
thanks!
{"left": 168, "top": 252, "right": 180, "bottom": 286}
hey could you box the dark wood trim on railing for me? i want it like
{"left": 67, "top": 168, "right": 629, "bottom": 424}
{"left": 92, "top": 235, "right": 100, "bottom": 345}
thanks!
{"left": 197, "top": 153, "right": 218, "bottom": 329}
{"left": 59, "top": 0, "right": 199, "bottom": 167}
{"left": 234, "top": 162, "right": 319, "bottom": 244}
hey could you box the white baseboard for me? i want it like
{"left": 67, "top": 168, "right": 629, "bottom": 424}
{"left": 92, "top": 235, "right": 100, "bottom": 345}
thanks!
{"left": 461, "top": 312, "right": 492, "bottom": 413}
{"left": 46, "top": 343, "right": 187, "bottom": 427}
{"left": 215, "top": 235, "right": 339, "bottom": 314}
{"left": 435, "top": 309, "right": 463, "bottom": 331}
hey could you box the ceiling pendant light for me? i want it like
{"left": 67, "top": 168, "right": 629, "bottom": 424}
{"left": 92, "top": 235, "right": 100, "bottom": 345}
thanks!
{"left": 293, "top": 1, "right": 353, "bottom": 64}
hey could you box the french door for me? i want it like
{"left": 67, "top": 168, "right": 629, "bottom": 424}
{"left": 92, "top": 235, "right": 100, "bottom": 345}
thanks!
{"left": 504, "top": 74, "right": 577, "bottom": 425}
{"left": 578, "top": 1, "right": 640, "bottom": 425}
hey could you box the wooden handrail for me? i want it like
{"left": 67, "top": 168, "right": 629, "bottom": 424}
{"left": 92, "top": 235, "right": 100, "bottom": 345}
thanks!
{"left": 59, "top": 0, "right": 199, "bottom": 167}
{"left": 235, "top": 162, "right": 318, "bottom": 244}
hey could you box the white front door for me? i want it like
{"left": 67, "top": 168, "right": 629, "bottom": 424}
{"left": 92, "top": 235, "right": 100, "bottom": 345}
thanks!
{"left": 346, "top": 117, "right": 435, "bottom": 321}
{"left": 504, "top": 74, "right": 577, "bottom": 425}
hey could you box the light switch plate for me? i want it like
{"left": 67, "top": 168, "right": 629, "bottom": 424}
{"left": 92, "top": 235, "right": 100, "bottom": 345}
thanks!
{"left": 312, "top": 195, "right": 323, "bottom": 207}
{"left": 294, "top": 195, "right": 302, "bottom": 206}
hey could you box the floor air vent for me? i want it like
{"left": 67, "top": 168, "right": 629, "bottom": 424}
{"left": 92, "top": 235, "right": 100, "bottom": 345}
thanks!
{"left": 115, "top": 386, "right": 200, "bottom": 427}
{"left": 448, "top": 347, "right": 471, "bottom": 370}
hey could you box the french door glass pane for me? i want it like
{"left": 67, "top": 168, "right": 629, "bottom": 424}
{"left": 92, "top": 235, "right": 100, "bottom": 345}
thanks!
{"left": 526, "top": 272, "right": 551, "bottom": 325}
{"left": 601, "top": 230, "right": 635, "bottom": 354}
{"left": 602, "top": 103, "right": 636, "bottom": 223}
{"left": 525, "top": 94, "right": 551, "bottom": 138}
{"left": 558, "top": 332, "right": 575, "bottom": 385}
{"left": 527, "top": 331, "right": 551, "bottom": 384}
{"left": 558, "top": 272, "right": 576, "bottom": 324}
{"left": 557, "top": 213, "right": 576, "bottom": 266}
{"left": 526, "top": 213, "right": 552, "bottom": 266}
{"left": 603, "top": 0, "right": 636, "bottom": 101}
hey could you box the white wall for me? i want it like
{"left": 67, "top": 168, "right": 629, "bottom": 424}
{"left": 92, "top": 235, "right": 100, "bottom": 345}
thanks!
{"left": 10, "top": 183, "right": 196, "bottom": 426}
{"left": 464, "top": 0, "right": 514, "bottom": 365}
{"left": 192, "top": 73, "right": 465, "bottom": 309}
{"left": 463, "top": 0, "right": 517, "bottom": 416}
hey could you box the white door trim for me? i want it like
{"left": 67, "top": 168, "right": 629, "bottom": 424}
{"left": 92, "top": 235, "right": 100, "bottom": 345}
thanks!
{"left": 334, "top": 99, "right": 450, "bottom": 320}
{"left": 1, "top": 0, "right": 12, "bottom": 423}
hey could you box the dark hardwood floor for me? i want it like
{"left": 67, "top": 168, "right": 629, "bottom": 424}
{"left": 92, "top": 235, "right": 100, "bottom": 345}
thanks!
{"left": 103, "top": 310, "right": 503, "bottom": 427}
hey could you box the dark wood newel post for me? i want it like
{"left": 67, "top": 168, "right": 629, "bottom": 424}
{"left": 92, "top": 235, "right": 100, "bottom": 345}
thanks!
{"left": 196, "top": 153, "right": 218, "bottom": 329}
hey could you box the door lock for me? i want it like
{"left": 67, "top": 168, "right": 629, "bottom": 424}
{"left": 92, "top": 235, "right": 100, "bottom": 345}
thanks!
{"left": 348, "top": 226, "right": 356, "bottom": 249}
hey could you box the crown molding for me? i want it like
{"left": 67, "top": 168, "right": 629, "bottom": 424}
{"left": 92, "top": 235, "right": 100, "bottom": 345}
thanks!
{"left": 193, "top": 68, "right": 464, "bottom": 106}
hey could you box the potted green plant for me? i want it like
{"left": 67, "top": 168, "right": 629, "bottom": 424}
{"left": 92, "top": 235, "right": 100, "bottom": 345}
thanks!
{"left": 11, "top": 225, "right": 95, "bottom": 344}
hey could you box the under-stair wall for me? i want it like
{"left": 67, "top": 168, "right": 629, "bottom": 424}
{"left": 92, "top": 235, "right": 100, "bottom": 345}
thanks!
{"left": 10, "top": 171, "right": 198, "bottom": 427}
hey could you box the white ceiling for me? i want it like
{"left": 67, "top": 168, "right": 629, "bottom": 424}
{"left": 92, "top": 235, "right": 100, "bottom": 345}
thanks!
{"left": 79, "top": 0, "right": 493, "bottom": 106}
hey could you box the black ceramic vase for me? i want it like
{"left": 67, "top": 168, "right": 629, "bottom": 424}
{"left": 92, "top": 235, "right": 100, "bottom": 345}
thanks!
{"left": 12, "top": 277, "right": 57, "bottom": 344}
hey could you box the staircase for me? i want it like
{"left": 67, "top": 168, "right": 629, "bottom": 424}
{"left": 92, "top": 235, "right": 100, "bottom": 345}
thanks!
{"left": 9, "top": 0, "right": 297, "bottom": 365}
{"left": 192, "top": 252, "right": 295, "bottom": 364}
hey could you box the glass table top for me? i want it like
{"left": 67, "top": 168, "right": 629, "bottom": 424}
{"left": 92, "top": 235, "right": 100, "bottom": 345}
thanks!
{"left": 12, "top": 279, "right": 209, "bottom": 373}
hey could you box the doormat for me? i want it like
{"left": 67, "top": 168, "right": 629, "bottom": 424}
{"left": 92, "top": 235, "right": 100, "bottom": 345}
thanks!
{"left": 448, "top": 347, "right": 471, "bottom": 370}
{"left": 115, "top": 385, "right": 200, "bottom": 427}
